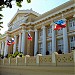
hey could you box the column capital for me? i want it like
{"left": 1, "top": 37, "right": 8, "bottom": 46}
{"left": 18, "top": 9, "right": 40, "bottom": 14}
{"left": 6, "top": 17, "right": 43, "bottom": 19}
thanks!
{"left": 50, "top": 22, "right": 55, "bottom": 26}
{"left": 2, "top": 41, "right": 4, "bottom": 43}
{"left": 34, "top": 29, "right": 38, "bottom": 32}
{"left": 14, "top": 35, "right": 17, "bottom": 37}
{"left": 41, "top": 26, "right": 46, "bottom": 29}
{"left": 21, "top": 26, "right": 26, "bottom": 30}
{"left": 19, "top": 32, "right": 21, "bottom": 35}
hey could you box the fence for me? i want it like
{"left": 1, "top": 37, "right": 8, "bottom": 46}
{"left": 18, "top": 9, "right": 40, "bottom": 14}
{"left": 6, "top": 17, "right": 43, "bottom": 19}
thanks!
{"left": 0, "top": 51, "right": 74, "bottom": 66}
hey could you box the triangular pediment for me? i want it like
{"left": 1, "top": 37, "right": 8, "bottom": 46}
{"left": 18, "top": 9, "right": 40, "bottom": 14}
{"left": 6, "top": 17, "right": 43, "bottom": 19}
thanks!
{"left": 8, "top": 9, "right": 40, "bottom": 27}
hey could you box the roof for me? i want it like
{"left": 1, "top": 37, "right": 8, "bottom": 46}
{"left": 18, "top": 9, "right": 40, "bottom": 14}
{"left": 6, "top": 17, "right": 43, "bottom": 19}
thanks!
{"left": 35, "top": 0, "right": 74, "bottom": 21}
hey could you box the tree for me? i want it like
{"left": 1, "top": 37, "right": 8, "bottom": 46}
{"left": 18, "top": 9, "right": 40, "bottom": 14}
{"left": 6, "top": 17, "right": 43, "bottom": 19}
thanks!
{"left": 0, "top": 6, "right": 4, "bottom": 30}
{"left": 0, "top": 0, "right": 31, "bottom": 7}
{"left": 0, "top": 0, "right": 31, "bottom": 30}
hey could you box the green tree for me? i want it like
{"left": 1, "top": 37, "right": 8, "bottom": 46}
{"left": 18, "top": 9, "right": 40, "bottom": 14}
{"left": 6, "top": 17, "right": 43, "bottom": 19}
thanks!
{"left": 0, "top": 0, "right": 31, "bottom": 30}
{"left": 0, "top": 0, "right": 31, "bottom": 7}
{"left": 0, "top": 6, "right": 3, "bottom": 30}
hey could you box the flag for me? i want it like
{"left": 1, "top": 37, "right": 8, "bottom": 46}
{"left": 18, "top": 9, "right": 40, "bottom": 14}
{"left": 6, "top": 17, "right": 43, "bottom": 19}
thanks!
{"left": 60, "top": 20, "right": 66, "bottom": 28}
{"left": 54, "top": 19, "right": 66, "bottom": 30}
{"left": 11, "top": 38, "right": 15, "bottom": 44}
{"left": 28, "top": 32, "right": 32, "bottom": 41}
{"left": 54, "top": 24, "right": 61, "bottom": 30}
{"left": 7, "top": 40, "right": 11, "bottom": 46}
{"left": 7, "top": 38, "right": 15, "bottom": 46}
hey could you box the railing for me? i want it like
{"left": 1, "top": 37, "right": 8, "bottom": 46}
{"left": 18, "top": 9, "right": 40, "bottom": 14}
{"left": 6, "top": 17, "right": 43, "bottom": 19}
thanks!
{"left": 56, "top": 52, "right": 74, "bottom": 66}
{"left": 0, "top": 51, "right": 74, "bottom": 66}
{"left": 26, "top": 56, "right": 36, "bottom": 65}
{"left": 17, "top": 57, "right": 25, "bottom": 65}
{"left": 39, "top": 55, "right": 52, "bottom": 65}
{"left": 10, "top": 58, "right": 16, "bottom": 65}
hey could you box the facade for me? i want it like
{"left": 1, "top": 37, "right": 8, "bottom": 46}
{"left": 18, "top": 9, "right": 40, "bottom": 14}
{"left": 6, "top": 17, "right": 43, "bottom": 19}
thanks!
{"left": 0, "top": 0, "right": 75, "bottom": 56}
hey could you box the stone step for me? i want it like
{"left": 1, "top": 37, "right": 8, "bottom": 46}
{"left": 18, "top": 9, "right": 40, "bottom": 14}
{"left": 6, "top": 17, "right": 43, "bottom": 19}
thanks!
{"left": 0, "top": 65, "right": 74, "bottom": 75}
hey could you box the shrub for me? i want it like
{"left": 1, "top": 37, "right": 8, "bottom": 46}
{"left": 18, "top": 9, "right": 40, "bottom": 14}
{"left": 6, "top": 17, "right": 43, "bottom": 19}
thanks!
{"left": 18, "top": 52, "right": 24, "bottom": 57}
{"left": 14, "top": 51, "right": 19, "bottom": 57}
{"left": 0, "top": 54, "right": 4, "bottom": 59}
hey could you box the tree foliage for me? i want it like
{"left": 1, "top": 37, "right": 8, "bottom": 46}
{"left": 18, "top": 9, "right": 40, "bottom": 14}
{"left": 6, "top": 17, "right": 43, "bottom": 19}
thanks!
{"left": 0, "top": 0, "right": 31, "bottom": 30}
{"left": 0, "top": 0, "right": 31, "bottom": 7}
{"left": 0, "top": 6, "right": 4, "bottom": 30}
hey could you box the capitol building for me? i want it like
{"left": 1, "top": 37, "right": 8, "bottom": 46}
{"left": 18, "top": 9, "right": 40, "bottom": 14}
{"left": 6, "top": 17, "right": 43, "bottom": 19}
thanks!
{"left": 0, "top": 0, "right": 75, "bottom": 56}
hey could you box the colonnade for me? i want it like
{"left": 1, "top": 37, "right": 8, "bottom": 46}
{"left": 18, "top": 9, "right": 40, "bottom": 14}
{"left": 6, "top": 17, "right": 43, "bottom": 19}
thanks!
{"left": 0, "top": 21, "right": 68, "bottom": 56}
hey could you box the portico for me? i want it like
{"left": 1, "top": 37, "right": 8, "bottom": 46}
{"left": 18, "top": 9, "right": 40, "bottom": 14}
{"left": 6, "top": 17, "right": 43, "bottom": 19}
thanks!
{"left": 0, "top": 0, "right": 74, "bottom": 56}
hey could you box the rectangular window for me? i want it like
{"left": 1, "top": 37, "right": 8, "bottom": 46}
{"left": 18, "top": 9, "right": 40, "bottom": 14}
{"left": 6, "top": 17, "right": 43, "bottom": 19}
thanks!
{"left": 70, "top": 36, "right": 73, "bottom": 42}
{"left": 74, "top": 36, "right": 75, "bottom": 41}
{"left": 70, "top": 36, "right": 75, "bottom": 50}
{"left": 58, "top": 39, "right": 63, "bottom": 52}
{"left": 48, "top": 27, "right": 52, "bottom": 36}
{"left": 39, "top": 30, "right": 43, "bottom": 40}
{"left": 69, "top": 18, "right": 75, "bottom": 31}
{"left": 73, "top": 21, "right": 75, "bottom": 26}
{"left": 47, "top": 42, "right": 52, "bottom": 54}
{"left": 39, "top": 43, "right": 43, "bottom": 54}
{"left": 69, "top": 22, "right": 72, "bottom": 27}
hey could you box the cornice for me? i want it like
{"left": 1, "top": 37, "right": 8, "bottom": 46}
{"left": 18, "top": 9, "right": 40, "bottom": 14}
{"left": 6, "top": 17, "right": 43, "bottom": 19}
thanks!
{"left": 9, "top": 27, "right": 22, "bottom": 34}
{"left": 7, "top": 0, "right": 74, "bottom": 33}
{"left": 8, "top": 9, "right": 40, "bottom": 27}
{"left": 35, "top": 0, "right": 74, "bottom": 21}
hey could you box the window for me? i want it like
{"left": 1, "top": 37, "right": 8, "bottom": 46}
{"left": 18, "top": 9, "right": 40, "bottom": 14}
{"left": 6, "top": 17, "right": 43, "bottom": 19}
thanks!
{"left": 70, "top": 36, "right": 75, "bottom": 50}
{"left": 48, "top": 28, "right": 52, "bottom": 36}
{"left": 39, "top": 30, "right": 43, "bottom": 40}
{"left": 58, "top": 39, "right": 63, "bottom": 52}
{"left": 70, "top": 37, "right": 73, "bottom": 42}
{"left": 39, "top": 30, "right": 43, "bottom": 36}
{"left": 73, "top": 21, "right": 75, "bottom": 26}
{"left": 39, "top": 43, "right": 43, "bottom": 54}
{"left": 47, "top": 42, "right": 52, "bottom": 54}
{"left": 74, "top": 36, "right": 75, "bottom": 41}
{"left": 69, "top": 18, "right": 75, "bottom": 30}
{"left": 69, "top": 22, "right": 72, "bottom": 27}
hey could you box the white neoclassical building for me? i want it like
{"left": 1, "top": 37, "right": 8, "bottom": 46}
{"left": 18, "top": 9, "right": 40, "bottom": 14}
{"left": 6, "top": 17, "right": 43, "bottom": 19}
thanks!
{"left": 0, "top": 0, "right": 75, "bottom": 56}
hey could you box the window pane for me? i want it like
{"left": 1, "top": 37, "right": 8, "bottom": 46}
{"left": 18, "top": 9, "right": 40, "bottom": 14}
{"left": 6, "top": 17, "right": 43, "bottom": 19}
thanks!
{"left": 70, "top": 37, "right": 73, "bottom": 42}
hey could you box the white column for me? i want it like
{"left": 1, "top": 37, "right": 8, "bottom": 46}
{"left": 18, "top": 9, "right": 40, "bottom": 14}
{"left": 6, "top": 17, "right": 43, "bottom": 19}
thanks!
{"left": 42, "top": 26, "right": 46, "bottom": 55}
{"left": 13, "top": 35, "right": 17, "bottom": 54}
{"left": 34, "top": 29, "right": 38, "bottom": 56}
{"left": 18, "top": 33, "right": 21, "bottom": 52}
{"left": 63, "top": 25, "right": 68, "bottom": 54}
{"left": 4, "top": 36, "right": 9, "bottom": 57}
{"left": 0, "top": 42, "right": 1, "bottom": 54}
{"left": 1, "top": 41, "right": 4, "bottom": 55}
{"left": 21, "top": 30, "right": 26, "bottom": 54}
{"left": 0, "top": 42, "right": 1, "bottom": 50}
{"left": 52, "top": 23, "right": 56, "bottom": 53}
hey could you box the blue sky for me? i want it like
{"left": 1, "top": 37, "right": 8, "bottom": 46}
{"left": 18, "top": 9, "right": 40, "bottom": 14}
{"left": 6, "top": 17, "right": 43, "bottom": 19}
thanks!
{"left": 0, "top": 0, "right": 70, "bottom": 34}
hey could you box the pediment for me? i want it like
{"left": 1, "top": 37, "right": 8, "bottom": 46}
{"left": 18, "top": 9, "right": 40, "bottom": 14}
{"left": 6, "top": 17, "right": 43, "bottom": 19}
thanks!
{"left": 8, "top": 9, "right": 40, "bottom": 27}
{"left": 8, "top": 13, "right": 28, "bottom": 26}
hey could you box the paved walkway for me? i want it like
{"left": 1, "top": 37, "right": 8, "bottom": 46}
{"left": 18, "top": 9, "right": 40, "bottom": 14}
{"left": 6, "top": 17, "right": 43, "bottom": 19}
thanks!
{"left": 0, "top": 65, "right": 74, "bottom": 75}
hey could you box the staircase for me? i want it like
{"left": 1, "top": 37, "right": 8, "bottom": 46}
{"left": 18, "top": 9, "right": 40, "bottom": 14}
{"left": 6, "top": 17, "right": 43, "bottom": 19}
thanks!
{"left": 0, "top": 65, "right": 74, "bottom": 75}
